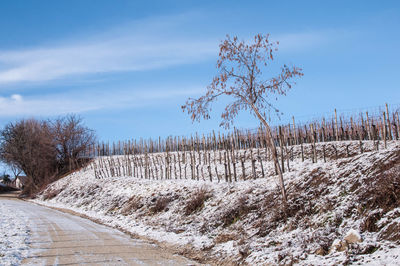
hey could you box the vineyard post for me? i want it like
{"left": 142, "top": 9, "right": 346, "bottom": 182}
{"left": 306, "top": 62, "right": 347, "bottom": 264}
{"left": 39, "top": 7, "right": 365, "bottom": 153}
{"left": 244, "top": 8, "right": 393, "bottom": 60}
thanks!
{"left": 232, "top": 147, "right": 238, "bottom": 181}
{"left": 386, "top": 103, "right": 392, "bottom": 140}
{"left": 153, "top": 157, "right": 158, "bottom": 180}
{"left": 173, "top": 154, "right": 177, "bottom": 179}
{"left": 366, "top": 112, "right": 371, "bottom": 140}
{"left": 335, "top": 109, "right": 339, "bottom": 141}
{"left": 350, "top": 117, "right": 354, "bottom": 140}
{"left": 292, "top": 116, "right": 297, "bottom": 145}
{"left": 383, "top": 112, "right": 387, "bottom": 149}
{"left": 300, "top": 130, "right": 304, "bottom": 162}
{"left": 224, "top": 151, "right": 229, "bottom": 182}
{"left": 145, "top": 152, "right": 149, "bottom": 179}
{"left": 340, "top": 117, "right": 344, "bottom": 141}
{"left": 311, "top": 124, "right": 317, "bottom": 163}
{"left": 178, "top": 152, "right": 182, "bottom": 179}
{"left": 283, "top": 127, "right": 290, "bottom": 171}
{"left": 208, "top": 153, "right": 213, "bottom": 182}
{"left": 227, "top": 149, "right": 232, "bottom": 182}
{"left": 241, "top": 151, "right": 246, "bottom": 180}
{"left": 396, "top": 112, "right": 400, "bottom": 140}
{"left": 258, "top": 148, "right": 265, "bottom": 178}
{"left": 250, "top": 149, "right": 257, "bottom": 179}
{"left": 278, "top": 126, "right": 285, "bottom": 173}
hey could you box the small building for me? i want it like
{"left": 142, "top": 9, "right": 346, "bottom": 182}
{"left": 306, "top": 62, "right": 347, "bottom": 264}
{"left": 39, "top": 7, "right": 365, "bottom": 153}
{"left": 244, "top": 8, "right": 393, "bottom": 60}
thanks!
{"left": 15, "top": 176, "right": 28, "bottom": 189}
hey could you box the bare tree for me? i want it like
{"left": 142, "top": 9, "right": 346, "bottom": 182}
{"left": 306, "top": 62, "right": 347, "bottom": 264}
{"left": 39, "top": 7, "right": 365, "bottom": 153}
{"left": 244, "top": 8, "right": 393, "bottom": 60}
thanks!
{"left": 0, "top": 115, "right": 96, "bottom": 195}
{"left": 8, "top": 162, "right": 23, "bottom": 179}
{"left": 0, "top": 119, "right": 58, "bottom": 193}
{"left": 52, "top": 115, "right": 96, "bottom": 172}
{"left": 182, "top": 34, "right": 303, "bottom": 203}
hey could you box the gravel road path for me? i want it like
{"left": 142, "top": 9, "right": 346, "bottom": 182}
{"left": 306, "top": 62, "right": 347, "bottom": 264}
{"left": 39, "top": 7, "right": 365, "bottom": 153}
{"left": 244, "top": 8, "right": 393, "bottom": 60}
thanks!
{"left": 0, "top": 193, "right": 198, "bottom": 266}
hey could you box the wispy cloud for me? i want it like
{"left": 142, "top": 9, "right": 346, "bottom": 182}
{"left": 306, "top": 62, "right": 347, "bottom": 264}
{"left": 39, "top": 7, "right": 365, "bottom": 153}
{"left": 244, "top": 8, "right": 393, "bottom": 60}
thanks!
{"left": 0, "top": 9, "right": 343, "bottom": 86}
{"left": 0, "top": 86, "right": 202, "bottom": 117}
{"left": 0, "top": 13, "right": 218, "bottom": 85}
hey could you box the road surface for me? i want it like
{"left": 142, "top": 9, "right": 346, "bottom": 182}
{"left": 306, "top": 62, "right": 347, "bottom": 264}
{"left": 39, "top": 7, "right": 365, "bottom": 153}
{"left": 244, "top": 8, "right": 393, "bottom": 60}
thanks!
{"left": 0, "top": 193, "right": 198, "bottom": 265}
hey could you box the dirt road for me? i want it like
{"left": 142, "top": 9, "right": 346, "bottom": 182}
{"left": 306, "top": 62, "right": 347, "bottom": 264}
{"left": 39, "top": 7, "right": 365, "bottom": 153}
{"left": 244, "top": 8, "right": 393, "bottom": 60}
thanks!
{"left": 0, "top": 193, "right": 198, "bottom": 265}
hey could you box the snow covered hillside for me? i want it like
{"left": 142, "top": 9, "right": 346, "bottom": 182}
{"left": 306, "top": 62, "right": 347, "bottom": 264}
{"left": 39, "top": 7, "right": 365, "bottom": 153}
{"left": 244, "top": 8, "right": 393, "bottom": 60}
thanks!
{"left": 34, "top": 141, "right": 400, "bottom": 265}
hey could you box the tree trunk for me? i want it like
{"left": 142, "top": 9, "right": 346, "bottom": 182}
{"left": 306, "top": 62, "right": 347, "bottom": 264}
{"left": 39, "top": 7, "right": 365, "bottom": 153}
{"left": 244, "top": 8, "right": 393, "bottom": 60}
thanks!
{"left": 250, "top": 105, "right": 288, "bottom": 203}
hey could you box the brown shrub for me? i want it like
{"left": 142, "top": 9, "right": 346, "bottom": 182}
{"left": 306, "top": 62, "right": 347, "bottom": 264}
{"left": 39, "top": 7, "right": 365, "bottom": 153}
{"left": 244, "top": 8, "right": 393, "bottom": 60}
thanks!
{"left": 215, "top": 233, "right": 238, "bottom": 244}
{"left": 150, "top": 196, "right": 172, "bottom": 213}
{"left": 42, "top": 187, "right": 64, "bottom": 200}
{"left": 379, "top": 221, "right": 400, "bottom": 241}
{"left": 121, "top": 195, "right": 143, "bottom": 215}
{"left": 220, "top": 196, "right": 252, "bottom": 227}
{"left": 359, "top": 165, "right": 400, "bottom": 214}
{"left": 256, "top": 169, "right": 331, "bottom": 236}
{"left": 361, "top": 212, "right": 381, "bottom": 232}
{"left": 184, "top": 187, "right": 211, "bottom": 215}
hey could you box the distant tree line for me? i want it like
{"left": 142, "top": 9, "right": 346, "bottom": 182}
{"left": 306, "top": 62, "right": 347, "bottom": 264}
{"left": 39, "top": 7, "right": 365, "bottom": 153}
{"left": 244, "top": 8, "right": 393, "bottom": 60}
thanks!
{"left": 0, "top": 115, "right": 96, "bottom": 196}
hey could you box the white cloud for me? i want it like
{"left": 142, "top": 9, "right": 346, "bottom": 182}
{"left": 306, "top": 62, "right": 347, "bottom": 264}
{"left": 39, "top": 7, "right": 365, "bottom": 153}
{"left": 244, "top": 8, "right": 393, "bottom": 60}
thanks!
{"left": 0, "top": 10, "right": 343, "bottom": 86}
{"left": 10, "top": 94, "right": 22, "bottom": 101}
{"left": 0, "top": 86, "right": 202, "bottom": 117}
{"left": 0, "top": 14, "right": 218, "bottom": 85}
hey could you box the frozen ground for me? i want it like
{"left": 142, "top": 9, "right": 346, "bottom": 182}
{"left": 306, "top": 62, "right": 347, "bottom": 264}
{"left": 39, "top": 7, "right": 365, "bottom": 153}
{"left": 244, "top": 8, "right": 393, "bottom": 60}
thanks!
{"left": 0, "top": 194, "right": 31, "bottom": 266}
{"left": 34, "top": 140, "right": 400, "bottom": 265}
{"left": 0, "top": 193, "right": 198, "bottom": 265}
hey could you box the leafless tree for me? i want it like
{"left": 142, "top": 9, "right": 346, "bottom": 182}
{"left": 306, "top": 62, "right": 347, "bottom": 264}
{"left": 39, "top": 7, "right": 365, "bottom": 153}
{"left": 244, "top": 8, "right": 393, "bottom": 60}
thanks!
{"left": 182, "top": 34, "right": 303, "bottom": 203}
{"left": 0, "top": 115, "right": 96, "bottom": 195}
{"left": 52, "top": 115, "right": 96, "bottom": 172}
{"left": 8, "top": 162, "right": 23, "bottom": 179}
{"left": 0, "top": 119, "right": 58, "bottom": 193}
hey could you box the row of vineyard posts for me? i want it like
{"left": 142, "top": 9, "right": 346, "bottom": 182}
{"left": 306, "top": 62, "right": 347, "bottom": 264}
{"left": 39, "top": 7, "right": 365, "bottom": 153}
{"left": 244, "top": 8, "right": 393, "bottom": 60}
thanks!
{"left": 84, "top": 103, "right": 400, "bottom": 181}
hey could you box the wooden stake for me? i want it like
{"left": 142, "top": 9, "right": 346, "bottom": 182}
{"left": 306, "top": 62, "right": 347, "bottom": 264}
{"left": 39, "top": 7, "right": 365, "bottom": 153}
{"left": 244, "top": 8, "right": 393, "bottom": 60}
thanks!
{"left": 386, "top": 103, "right": 392, "bottom": 140}
{"left": 383, "top": 112, "right": 387, "bottom": 149}
{"left": 335, "top": 108, "right": 339, "bottom": 141}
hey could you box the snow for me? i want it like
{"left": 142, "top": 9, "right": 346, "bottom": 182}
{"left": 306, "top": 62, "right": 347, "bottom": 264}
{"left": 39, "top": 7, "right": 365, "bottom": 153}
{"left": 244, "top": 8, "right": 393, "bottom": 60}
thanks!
{"left": 0, "top": 200, "right": 31, "bottom": 266}
{"left": 32, "top": 140, "right": 400, "bottom": 265}
{"left": 345, "top": 229, "right": 362, "bottom": 242}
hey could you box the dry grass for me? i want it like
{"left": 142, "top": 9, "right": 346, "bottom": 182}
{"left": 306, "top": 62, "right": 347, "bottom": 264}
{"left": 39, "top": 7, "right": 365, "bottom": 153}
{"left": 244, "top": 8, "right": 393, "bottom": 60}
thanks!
{"left": 184, "top": 187, "right": 211, "bottom": 215}
{"left": 215, "top": 233, "right": 239, "bottom": 244}
{"left": 121, "top": 195, "right": 143, "bottom": 215}
{"left": 220, "top": 195, "right": 252, "bottom": 227}
{"left": 42, "top": 187, "right": 65, "bottom": 200}
{"left": 359, "top": 164, "right": 400, "bottom": 234}
{"left": 256, "top": 168, "right": 332, "bottom": 236}
{"left": 150, "top": 196, "right": 172, "bottom": 213}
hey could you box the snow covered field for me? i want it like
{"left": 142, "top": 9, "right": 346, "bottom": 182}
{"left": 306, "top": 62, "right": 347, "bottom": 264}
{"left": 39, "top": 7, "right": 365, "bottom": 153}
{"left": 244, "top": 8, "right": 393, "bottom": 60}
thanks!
{"left": 34, "top": 141, "right": 400, "bottom": 265}
{"left": 0, "top": 197, "right": 31, "bottom": 266}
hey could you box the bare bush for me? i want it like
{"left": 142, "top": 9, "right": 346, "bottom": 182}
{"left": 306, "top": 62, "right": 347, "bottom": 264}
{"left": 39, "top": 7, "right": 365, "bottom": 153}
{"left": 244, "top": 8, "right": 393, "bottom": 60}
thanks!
{"left": 215, "top": 233, "right": 239, "bottom": 244}
{"left": 184, "top": 187, "right": 211, "bottom": 215}
{"left": 42, "top": 186, "right": 65, "bottom": 200}
{"left": 150, "top": 196, "right": 172, "bottom": 213}
{"left": 362, "top": 165, "right": 400, "bottom": 213}
{"left": 220, "top": 196, "right": 251, "bottom": 227}
{"left": 121, "top": 196, "right": 143, "bottom": 215}
{"left": 53, "top": 115, "right": 96, "bottom": 173}
{"left": 359, "top": 164, "right": 400, "bottom": 234}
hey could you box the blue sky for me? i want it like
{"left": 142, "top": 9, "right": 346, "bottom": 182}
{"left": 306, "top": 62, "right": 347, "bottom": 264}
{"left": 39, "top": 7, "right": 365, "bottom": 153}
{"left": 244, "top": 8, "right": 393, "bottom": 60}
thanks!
{"left": 0, "top": 0, "right": 399, "bottom": 142}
